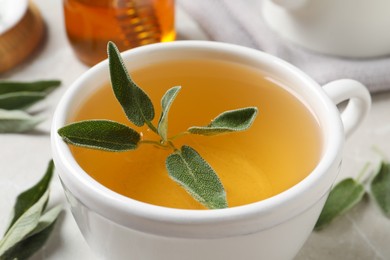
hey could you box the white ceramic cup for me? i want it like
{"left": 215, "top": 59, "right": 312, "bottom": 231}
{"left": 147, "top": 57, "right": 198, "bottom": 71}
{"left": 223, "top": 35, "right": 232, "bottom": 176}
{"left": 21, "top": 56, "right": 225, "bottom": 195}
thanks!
{"left": 51, "top": 41, "right": 371, "bottom": 260}
{"left": 262, "top": 0, "right": 390, "bottom": 58}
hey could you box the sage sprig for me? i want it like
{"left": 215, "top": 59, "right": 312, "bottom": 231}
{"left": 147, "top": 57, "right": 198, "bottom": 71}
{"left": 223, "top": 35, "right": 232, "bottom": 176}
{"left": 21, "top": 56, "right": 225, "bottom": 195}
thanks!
{"left": 314, "top": 178, "right": 366, "bottom": 230}
{"left": 0, "top": 109, "right": 43, "bottom": 133}
{"left": 0, "top": 160, "right": 62, "bottom": 260}
{"left": 166, "top": 146, "right": 227, "bottom": 209}
{"left": 315, "top": 158, "right": 390, "bottom": 230}
{"left": 0, "top": 92, "right": 46, "bottom": 110}
{"left": 0, "top": 80, "right": 60, "bottom": 133}
{"left": 58, "top": 120, "right": 141, "bottom": 151}
{"left": 58, "top": 42, "right": 258, "bottom": 209}
{"left": 0, "top": 80, "right": 61, "bottom": 95}
{"left": 370, "top": 161, "right": 390, "bottom": 217}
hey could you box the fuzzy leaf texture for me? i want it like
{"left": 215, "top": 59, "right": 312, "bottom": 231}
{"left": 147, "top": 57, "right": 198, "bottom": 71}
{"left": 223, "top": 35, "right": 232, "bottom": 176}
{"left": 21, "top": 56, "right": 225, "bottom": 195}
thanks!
{"left": 188, "top": 107, "right": 258, "bottom": 136}
{"left": 58, "top": 120, "right": 141, "bottom": 151}
{"left": 0, "top": 80, "right": 61, "bottom": 95}
{"left": 108, "top": 42, "right": 155, "bottom": 127}
{"left": 314, "top": 178, "right": 366, "bottom": 230}
{"left": 0, "top": 160, "right": 62, "bottom": 260}
{"left": 5, "top": 160, "right": 54, "bottom": 234}
{"left": 0, "top": 109, "right": 43, "bottom": 133}
{"left": 166, "top": 145, "right": 228, "bottom": 209}
{"left": 1, "top": 205, "right": 62, "bottom": 260}
{"left": 0, "top": 191, "right": 49, "bottom": 256}
{"left": 371, "top": 162, "right": 390, "bottom": 217}
{"left": 158, "top": 86, "right": 181, "bottom": 141}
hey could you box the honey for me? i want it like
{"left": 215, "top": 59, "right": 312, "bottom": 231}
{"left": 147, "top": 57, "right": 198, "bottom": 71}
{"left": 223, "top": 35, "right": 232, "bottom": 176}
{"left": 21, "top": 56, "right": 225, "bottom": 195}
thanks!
{"left": 63, "top": 0, "right": 175, "bottom": 66}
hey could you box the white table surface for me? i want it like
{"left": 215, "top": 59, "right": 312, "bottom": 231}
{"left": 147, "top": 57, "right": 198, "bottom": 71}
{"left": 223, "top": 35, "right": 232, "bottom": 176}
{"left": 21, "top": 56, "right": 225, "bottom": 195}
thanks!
{"left": 1, "top": 1, "right": 390, "bottom": 259}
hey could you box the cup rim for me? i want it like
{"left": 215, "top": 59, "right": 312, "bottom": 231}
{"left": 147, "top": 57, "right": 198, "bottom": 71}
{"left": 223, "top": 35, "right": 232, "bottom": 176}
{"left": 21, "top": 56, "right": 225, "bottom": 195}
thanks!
{"left": 51, "top": 41, "right": 344, "bottom": 238}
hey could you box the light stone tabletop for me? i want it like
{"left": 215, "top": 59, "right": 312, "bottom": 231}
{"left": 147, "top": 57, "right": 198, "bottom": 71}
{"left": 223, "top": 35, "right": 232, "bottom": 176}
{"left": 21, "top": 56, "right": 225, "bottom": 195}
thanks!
{"left": 0, "top": 1, "right": 389, "bottom": 259}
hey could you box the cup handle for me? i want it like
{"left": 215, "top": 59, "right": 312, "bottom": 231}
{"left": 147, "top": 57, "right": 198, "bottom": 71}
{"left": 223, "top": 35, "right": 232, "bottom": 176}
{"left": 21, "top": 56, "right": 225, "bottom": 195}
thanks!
{"left": 322, "top": 79, "right": 371, "bottom": 138}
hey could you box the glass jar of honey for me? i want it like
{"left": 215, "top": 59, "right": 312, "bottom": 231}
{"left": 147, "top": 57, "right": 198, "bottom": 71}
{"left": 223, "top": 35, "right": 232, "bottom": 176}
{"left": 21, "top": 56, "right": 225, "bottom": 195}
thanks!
{"left": 63, "top": 0, "right": 175, "bottom": 66}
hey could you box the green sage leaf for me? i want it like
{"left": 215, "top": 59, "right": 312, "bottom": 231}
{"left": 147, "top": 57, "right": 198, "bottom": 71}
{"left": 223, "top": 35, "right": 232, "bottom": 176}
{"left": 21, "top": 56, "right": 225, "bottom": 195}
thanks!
{"left": 314, "top": 178, "right": 366, "bottom": 230}
{"left": 158, "top": 86, "right": 181, "bottom": 141}
{"left": 107, "top": 42, "right": 155, "bottom": 127}
{"left": 166, "top": 145, "right": 227, "bottom": 209}
{"left": 371, "top": 161, "right": 390, "bottom": 217}
{"left": 0, "top": 191, "right": 49, "bottom": 256}
{"left": 58, "top": 120, "right": 141, "bottom": 151}
{"left": 0, "top": 109, "right": 43, "bottom": 133}
{"left": 1, "top": 205, "right": 62, "bottom": 260}
{"left": 188, "top": 107, "right": 258, "bottom": 136}
{"left": 0, "top": 80, "right": 61, "bottom": 95}
{"left": 0, "top": 92, "right": 46, "bottom": 110}
{"left": 5, "top": 160, "right": 54, "bottom": 234}
{"left": 27, "top": 205, "right": 62, "bottom": 237}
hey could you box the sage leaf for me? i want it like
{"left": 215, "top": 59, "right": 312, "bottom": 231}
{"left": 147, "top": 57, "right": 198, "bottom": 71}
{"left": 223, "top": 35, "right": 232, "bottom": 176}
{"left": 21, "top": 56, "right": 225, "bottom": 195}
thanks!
{"left": 0, "top": 80, "right": 61, "bottom": 95}
{"left": 0, "top": 109, "right": 43, "bottom": 133}
{"left": 0, "top": 92, "right": 46, "bottom": 110}
{"left": 5, "top": 160, "right": 54, "bottom": 234}
{"left": 1, "top": 205, "right": 62, "bottom": 260}
{"left": 188, "top": 107, "right": 258, "bottom": 136}
{"left": 166, "top": 145, "right": 227, "bottom": 209}
{"left": 0, "top": 191, "right": 49, "bottom": 256}
{"left": 58, "top": 120, "right": 141, "bottom": 151}
{"left": 108, "top": 42, "right": 155, "bottom": 127}
{"left": 371, "top": 161, "right": 390, "bottom": 217}
{"left": 158, "top": 86, "right": 181, "bottom": 141}
{"left": 27, "top": 205, "right": 62, "bottom": 237}
{"left": 314, "top": 178, "right": 366, "bottom": 230}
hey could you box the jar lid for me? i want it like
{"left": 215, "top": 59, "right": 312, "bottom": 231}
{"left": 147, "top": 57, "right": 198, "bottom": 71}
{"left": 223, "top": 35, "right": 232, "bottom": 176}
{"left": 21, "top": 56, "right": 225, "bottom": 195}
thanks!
{"left": 0, "top": 0, "right": 28, "bottom": 35}
{"left": 0, "top": 1, "right": 45, "bottom": 73}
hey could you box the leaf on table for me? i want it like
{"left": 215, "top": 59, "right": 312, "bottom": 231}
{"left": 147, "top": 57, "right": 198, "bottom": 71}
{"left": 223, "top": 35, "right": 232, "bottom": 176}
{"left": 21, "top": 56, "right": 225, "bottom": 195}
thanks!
{"left": 158, "top": 86, "right": 181, "bottom": 141}
{"left": 58, "top": 119, "right": 141, "bottom": 151}
{"left": 0, "top": 205, "right": 62, "bottom": 260}
{"left": 166, "top": 145, "right": 227, "bottom": 209}
{"left": 108, "top": 42, "right": 155, "bottom": 127}
{"left": 0, "top": 80, "right": 61, "bottom": 95}
{"left": 0, "top": 92, "right": 46, "bottom": 110}
{"left": 5, "top": 160, "right": 54, "bottom": 234}
{"left": 0, "top": 109, "right": 43, "bottom": 133}
{"left": 370, "top": 161, "right": 390, "bottom": 217}
{"left": 314, "top": 178, "right": 366, "bottom": 230}
{"left": 0, "top": 191, "right": 49, "bottom": 256}
{"left": 188, "top": 107, "right": 258, "bottom": 136}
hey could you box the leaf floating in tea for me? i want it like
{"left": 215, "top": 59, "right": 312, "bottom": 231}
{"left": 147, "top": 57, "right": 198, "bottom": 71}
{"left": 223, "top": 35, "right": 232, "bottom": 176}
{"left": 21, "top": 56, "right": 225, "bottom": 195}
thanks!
{"left": 158, "top": 86, "right": 181, "bottom": 141}
{"left": 370, "top": 161, "right": 390, "bottom": 217}
{"left": 314, "top": 178, "right": 366, "bottom": 230}
{"left": 59, "top": 42, "right": 259, "bottom": 209}
{"left": 0, "top": 160, "right": 62, "bottom": 259}
{"left": 0, "top": 92, "right": 46, "bottom": 110}
{"left": 0, "top": 109, "right": 43, "bottom": 133}
{"left": 166, "top": 145, "right": 228, "bottom": 209}
{"left": 58, "top": 120, "right": 141, "bottom": 151}
{"left": 108, "top": 41, "right": 155, "bottom": 127}
{"left": 188, "top": 107, "right": 258, "bottom": 136}
{"left": 0, "top": 80, "right": 61, "bottom": 95}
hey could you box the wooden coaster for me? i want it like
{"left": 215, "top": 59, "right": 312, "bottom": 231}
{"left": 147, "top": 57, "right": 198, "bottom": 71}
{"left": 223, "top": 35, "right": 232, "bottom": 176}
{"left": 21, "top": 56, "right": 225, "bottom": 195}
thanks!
{"left": 0, "top": 1, "right": 45, "bottom": 73}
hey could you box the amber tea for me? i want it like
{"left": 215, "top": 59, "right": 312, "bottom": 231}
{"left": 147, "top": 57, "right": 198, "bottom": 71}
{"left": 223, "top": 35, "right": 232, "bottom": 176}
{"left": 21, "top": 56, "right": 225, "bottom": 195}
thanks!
{"left": 69, "top": 59, "right": 322, "bottom": 210}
